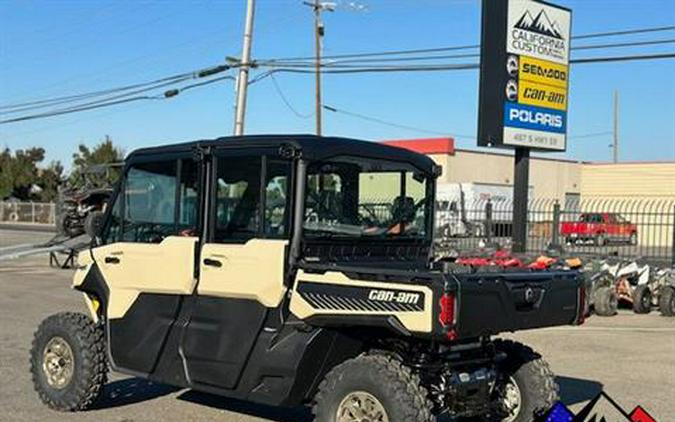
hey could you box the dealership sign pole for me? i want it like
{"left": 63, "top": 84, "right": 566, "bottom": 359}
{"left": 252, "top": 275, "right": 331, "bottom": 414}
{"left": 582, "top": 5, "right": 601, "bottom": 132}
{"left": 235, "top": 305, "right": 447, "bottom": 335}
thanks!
{"left": 477, "top": 0, "right": 571, "bottom": 252}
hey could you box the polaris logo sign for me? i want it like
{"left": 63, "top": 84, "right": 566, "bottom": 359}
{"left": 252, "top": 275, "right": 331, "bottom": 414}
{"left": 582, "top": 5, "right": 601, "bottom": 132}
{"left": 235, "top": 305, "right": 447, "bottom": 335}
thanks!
{"left": 478, "top": 0, "right": 571, "bottom": 152}
{"left": 504, "top": 103, "right": 566, "bottom": 133}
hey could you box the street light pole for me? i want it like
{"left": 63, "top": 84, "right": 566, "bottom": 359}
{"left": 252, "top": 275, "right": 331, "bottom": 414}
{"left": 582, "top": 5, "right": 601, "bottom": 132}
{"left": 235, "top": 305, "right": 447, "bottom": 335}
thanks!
{"left": 233, "top": 0, "right": 256, "bottom": 136}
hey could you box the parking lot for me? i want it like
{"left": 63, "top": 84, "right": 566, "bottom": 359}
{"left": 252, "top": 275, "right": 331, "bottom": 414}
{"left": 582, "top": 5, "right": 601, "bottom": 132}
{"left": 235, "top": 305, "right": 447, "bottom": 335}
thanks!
{"left": 1, "top": 228, "right": 673, "bottom": 421}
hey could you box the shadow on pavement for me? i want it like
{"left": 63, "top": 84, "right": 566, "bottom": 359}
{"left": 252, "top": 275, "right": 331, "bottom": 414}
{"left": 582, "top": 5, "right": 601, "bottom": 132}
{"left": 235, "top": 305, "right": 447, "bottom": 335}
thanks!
{"left": 177, "top": 390, "right": 312, "bottom": 422}
{"left": 92, "top": 377, "right": 179, "bottom": 410}
{"left": 557, "top": 376, "right": 603, "bottom": 405}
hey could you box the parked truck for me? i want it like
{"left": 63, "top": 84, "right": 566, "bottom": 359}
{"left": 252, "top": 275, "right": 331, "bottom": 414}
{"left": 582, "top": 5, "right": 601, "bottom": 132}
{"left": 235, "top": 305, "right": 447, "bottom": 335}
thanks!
{"left": 561, "top": 212, "right": 638, "bottom": 246}
{"left": 436, "top": 182, "right": 532, "bottom": 238}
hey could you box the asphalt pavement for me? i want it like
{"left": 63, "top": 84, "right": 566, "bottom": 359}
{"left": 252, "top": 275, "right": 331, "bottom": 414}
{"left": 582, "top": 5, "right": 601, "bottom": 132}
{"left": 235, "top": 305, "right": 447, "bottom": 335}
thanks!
{"left": 1, "top": 229, "right": 673, "bottom": 421}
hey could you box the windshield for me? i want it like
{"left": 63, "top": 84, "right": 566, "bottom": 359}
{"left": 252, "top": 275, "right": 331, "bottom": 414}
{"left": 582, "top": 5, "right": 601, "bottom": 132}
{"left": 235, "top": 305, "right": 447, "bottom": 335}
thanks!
{"left": 304, "top": 156, "right": 432, "bottom": 240}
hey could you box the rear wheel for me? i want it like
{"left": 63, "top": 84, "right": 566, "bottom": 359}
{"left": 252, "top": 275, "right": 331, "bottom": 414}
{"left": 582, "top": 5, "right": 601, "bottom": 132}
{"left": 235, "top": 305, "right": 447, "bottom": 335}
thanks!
{"left": 30, "top": 312, "right": 107, "bottom": 411}
{"left": 593, "top": 286, "right": 618, "bottom": 316}
{"left": 313, "top": 353, "right": 434, "bottom": 422}
{"left": 493, "top": 340, "right": 558, "bottom": 422}
{"left": 632, "top": 285, "right": 652, "bottom": 314}
{"left": 659, "top": 287, "right": 675, "bottom": 317}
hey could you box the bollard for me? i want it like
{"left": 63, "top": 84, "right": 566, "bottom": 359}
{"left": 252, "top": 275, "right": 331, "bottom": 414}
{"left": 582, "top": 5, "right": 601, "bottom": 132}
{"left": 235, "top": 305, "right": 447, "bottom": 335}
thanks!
{"left": 485, "top": 200, "right": 493, "bottom": 243}
{"left": 551, "top": 201, "right": 561, "bottom": 248}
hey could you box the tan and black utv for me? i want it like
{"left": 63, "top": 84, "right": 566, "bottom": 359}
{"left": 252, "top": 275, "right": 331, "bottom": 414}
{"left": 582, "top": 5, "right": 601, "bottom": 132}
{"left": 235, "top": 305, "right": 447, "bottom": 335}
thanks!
{"left": 31, "top": 136, "right": 585, "bottom": 421}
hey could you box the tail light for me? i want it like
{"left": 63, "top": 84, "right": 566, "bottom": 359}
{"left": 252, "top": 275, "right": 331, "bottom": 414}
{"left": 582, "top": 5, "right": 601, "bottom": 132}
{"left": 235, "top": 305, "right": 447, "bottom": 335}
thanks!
{"left": 439, "top": 293, "right": 458, "bottom": 341}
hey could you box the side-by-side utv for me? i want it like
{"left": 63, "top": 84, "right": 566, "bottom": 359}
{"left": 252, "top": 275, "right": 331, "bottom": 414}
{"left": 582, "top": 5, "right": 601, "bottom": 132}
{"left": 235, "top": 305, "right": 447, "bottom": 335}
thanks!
{"left": 31, "top": 136, "right": 585, "bottom": 421}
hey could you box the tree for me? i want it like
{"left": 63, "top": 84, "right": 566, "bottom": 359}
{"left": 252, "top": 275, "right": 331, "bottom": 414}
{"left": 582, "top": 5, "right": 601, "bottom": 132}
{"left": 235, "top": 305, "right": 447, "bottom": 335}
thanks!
{"left": 69, "top": 135, "right": 124, "bottom": 188}
{"left": 0, "top": 147, "right": 60, "bottom": 201}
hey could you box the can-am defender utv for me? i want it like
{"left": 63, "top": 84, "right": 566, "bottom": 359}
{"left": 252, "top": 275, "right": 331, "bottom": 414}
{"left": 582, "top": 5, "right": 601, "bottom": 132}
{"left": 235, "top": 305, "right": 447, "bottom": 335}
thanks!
{"left": 31, "top": 136, "right": 584, "bottom": 421}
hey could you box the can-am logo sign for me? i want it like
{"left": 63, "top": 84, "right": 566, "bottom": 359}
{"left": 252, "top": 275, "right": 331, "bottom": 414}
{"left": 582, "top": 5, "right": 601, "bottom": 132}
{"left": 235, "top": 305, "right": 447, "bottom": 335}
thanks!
{"left": 507, "top": 2, "right": 570, "bottom": 65}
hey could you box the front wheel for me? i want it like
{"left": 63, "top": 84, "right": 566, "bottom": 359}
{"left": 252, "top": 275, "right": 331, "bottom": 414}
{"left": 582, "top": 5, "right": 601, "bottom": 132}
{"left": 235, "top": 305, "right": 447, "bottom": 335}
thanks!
{"left": 593, "top": 286, "right": 618, "bottom": 316}
{"left": 493, "top": 340, "right": 558, "bottom": 422}
{"left": 30, "top": 312, "right": 107, "bottom": 411}
{"left": 632, "top": 285, "right": 652, "bottom": 314}
{"left": 659, "top": 286, "right": 675, "bottom": 317}
{"left": 313, "top": 353, "right": 434, "bottom": 422}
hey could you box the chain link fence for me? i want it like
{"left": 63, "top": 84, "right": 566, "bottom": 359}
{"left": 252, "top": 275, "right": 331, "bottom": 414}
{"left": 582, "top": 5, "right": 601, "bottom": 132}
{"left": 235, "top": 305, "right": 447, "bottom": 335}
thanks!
{"left": 0, "top": 201, "right": 56, "bottom": 226}
{"left": 437, "top": 197, "right": 675, "bottom": 265}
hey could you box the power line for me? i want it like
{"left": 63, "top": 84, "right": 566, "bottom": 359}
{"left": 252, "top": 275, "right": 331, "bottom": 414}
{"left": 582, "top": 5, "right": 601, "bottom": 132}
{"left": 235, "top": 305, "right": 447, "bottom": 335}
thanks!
{"left": 0, "top": 74, "right": 236, "bottom": 125}
{"left": 260, "top": 25, "right": 675, "bottom": 63}
{"left": 323, "top": 104, "right": 473, "bottom": 138}
{"left": 269, "top": 74, "right": 313, "bottom": 119}
{"left": 0, "top": 65, "right": 232, "bottom": 115}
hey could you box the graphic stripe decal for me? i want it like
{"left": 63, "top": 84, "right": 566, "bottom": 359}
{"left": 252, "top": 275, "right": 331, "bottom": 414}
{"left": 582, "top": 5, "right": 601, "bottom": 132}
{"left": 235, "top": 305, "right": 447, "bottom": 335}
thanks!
{"left": 297, "top": 281, "right": 425, "bottom": 313}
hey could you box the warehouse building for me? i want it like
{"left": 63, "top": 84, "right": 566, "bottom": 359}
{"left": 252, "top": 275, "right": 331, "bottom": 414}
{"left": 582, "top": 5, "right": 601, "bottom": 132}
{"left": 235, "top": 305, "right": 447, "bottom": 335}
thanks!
{"left": 382, "top": 137, "right": 675, "bottom": 203}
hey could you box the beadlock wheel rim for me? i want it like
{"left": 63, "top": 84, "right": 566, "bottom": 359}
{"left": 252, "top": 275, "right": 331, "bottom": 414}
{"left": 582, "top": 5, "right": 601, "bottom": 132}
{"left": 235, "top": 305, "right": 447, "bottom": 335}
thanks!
{"left": 42, "top": 337, "right": 74, "bottom": 389}
{"left": 501, "top": 376, "right": 523, "bottom": 422}
{"left": 336, "top": 391, "right": 389, "bottom": 422}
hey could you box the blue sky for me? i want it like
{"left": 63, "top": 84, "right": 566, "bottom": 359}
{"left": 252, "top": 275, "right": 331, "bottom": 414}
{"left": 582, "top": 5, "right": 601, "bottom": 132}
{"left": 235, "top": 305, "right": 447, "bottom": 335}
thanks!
{"left": 0, "top": 0, "right": 674, "bottom": 169}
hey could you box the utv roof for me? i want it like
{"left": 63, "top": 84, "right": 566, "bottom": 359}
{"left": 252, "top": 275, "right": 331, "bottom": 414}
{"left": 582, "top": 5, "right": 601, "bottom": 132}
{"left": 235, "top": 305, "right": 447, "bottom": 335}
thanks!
{"left": 127, "top": 135, "right": 437, "bottom": 174}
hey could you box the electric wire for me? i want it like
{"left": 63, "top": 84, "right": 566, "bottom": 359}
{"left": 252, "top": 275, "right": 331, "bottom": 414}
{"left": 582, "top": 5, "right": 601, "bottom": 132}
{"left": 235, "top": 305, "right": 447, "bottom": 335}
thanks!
{"left": 269, "top": 74, "right": 314, "bottom": 119}
{"left": 260, "top": 25, "right": 675, "bottom": 63}
{"left": 0, "top": 74, "right": 236, "bottom": 125}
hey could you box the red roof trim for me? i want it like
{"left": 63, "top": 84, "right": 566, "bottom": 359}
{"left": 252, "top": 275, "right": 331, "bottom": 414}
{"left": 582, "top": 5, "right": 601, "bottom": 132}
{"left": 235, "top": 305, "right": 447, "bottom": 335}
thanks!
{"left": 381, "top": 138, "right": 455, "bottom": 155}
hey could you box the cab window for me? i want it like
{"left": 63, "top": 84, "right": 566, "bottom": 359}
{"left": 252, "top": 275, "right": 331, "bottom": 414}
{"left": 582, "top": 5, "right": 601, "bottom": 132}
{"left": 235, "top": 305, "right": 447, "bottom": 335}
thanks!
{"left": 102, "top": 158, "right": 199, "bottom": 244}
{"left": 213, "top": 155, "right": 291, "bottom": 243}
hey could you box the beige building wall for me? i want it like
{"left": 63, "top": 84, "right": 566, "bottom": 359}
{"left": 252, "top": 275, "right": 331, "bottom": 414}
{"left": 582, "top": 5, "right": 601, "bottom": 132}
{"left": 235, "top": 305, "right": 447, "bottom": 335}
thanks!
{"left": 428, "top": 149, "right": 582, "bottom": 202}
{"left": 580, "top": 162, "right": 675, "bottom": 198}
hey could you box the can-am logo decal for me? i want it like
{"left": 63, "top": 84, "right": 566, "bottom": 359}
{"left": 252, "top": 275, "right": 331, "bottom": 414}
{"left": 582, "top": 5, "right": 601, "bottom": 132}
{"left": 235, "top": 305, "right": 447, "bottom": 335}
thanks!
{"left": 537, "top": 392, "right": 658, "bottom": 422}
{"left": 368, "top": 289, "right": 421, "bottom": 305}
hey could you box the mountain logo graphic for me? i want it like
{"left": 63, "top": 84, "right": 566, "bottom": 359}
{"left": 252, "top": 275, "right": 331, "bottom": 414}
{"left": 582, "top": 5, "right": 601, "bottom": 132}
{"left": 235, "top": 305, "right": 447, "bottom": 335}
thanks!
{"left": 515, "top": 9, "right": 564, "bottom": 39}
{"left": 536, "top": 393, "right": 658, "bottom": 422}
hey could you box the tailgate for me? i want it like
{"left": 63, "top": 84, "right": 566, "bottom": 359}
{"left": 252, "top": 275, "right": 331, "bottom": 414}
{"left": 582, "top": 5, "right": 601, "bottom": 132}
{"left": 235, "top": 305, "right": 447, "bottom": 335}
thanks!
{"left": 453, "top": 271, "right": 582, "bottom": 338}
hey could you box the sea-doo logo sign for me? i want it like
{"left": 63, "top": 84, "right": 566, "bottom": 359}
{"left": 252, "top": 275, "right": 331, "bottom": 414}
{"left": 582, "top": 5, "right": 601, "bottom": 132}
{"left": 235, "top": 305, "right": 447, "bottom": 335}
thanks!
{"left": 507, "top": 2, "right": 570, "bottom": 65}
{"left": 368, "top": 290, "right": 421, "bottom": 305}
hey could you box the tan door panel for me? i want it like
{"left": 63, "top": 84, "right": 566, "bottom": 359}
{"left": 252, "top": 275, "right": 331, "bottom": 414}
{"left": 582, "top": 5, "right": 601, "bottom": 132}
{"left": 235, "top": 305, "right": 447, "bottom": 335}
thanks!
{"left": 199, "top": 239, "right": 288, "bottom": 307}
{"left": 91, "top": 236, "right": 198, "bottom": 319}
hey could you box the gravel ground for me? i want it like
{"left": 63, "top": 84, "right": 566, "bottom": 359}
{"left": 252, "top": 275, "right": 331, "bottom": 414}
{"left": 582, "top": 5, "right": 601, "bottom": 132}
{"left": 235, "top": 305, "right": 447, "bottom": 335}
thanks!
{"left": 1, "top": 229, "right": 673, "bottom": 421}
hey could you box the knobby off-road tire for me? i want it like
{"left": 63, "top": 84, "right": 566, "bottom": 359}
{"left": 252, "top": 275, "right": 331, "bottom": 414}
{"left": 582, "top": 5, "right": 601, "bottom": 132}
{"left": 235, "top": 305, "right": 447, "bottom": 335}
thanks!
{"left": 593, "top": 286, "right": 618, "bottom": 316}
{"left": 632, "top": 285, "right": 652, "bottom": 314}
{"left": 84, "top": 211, "right": 105, "bottom": 238}
{"left": 659, "top": 286, "right": 675, "bottom": 317}
{"left": 30, "top": 312, "right": 107, "bottom": 411}
{"left": 313, "top": 353, "right": 434, "bottom": 422}
{"left": 493, "top": 340, "right": 558, "bottom": 422}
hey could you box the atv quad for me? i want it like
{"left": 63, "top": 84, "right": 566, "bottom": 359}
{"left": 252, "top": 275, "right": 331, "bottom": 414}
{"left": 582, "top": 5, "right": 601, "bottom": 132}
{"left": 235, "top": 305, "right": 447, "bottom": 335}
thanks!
{"left": 31, "top": 136, "right": 584, "bottom": 421}
{"left": 56, "top": 163, "right": 122, "bottom": 238}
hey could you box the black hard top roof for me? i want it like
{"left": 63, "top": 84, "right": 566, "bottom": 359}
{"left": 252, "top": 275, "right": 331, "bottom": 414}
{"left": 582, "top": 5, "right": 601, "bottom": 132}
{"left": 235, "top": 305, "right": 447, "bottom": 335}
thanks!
{"left": 127, "top": 134, "right": 437, "bottom": 174}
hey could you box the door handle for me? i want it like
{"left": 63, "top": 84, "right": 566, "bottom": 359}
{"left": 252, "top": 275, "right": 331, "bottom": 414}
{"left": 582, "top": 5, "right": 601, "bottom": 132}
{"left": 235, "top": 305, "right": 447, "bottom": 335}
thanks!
{"left": 203, "top": 258, "right": 222, "bottom": 268}
{"left": 104, "top": 256, "right": 120, "bottom": 264}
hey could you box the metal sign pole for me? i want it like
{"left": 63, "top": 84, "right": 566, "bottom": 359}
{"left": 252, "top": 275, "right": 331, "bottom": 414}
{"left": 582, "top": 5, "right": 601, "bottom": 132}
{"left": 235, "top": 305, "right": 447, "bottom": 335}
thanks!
{"left": 512, "top": 147, "right": 530, "bottom": 252}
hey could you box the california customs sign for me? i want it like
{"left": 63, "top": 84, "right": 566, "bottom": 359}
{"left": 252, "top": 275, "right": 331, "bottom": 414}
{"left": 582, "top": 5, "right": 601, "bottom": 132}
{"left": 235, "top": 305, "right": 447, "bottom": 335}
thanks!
{"left": 478, "top": 0, "right": 571, "bottom": 151}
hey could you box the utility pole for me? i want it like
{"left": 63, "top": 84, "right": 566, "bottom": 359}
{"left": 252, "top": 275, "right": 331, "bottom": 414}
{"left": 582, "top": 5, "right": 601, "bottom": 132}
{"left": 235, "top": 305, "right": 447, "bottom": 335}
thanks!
{"left": 314, "top": 0, "right": 323, "bottom": 136}
{"left": 304, "top": 1, "right": 334, "bottom": 136}
{"left": 612, "top": 90, "right": 619, "bottom": 163}
{"left": 233, "top": 0, "right": 256, "bottom": 136}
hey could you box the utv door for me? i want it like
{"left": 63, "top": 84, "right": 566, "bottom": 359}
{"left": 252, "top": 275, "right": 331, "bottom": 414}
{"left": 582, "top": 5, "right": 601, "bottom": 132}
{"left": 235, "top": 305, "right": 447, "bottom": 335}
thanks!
{"left": 92, "top": 157, "right": 201, "bottom": 374}
{"left": 182, "top": 151, "right": 292, "bottom": 390}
